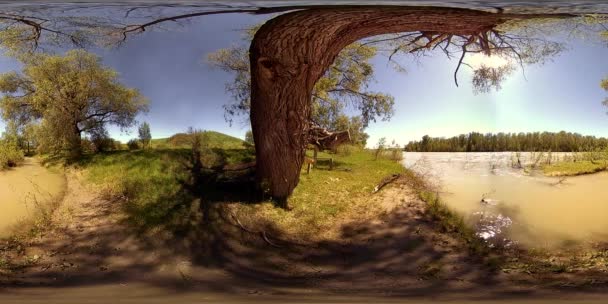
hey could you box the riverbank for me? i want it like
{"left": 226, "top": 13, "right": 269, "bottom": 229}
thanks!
{"left": 542, "top": 160, "right": 607, "bottom": 176}
{"left": 2, "top": 149, "right": 608, "bottom": 301}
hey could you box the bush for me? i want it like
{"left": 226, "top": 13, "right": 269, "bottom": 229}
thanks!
{"left": 389, "top": 148, "right": 404, "bottom": 161}
{"left": 81, "top": 138, "right": 95, "bottom": 154}
{"left": 0, "top": 141, "right": 24, "bottom": 169}
{"left": 92, "top": 136, "right": 117, "bottom": 152}
{"left": 336, "top": 144, "right": 361, "bottom": 156}
{"left": 127, "top": 139, "right": 140, "bottom": 150}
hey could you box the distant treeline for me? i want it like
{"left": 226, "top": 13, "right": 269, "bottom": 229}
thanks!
{"left": 404, "top": 132, "right": 608, "bottom": 152}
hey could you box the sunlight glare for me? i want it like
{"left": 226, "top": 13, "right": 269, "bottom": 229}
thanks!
{"left": 467, "top": 53, "right": 509, "bottom": 68}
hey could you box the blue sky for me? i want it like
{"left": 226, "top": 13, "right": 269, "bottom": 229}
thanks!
{"left": 0, "top": 12, "right": 606, "bottom": 148}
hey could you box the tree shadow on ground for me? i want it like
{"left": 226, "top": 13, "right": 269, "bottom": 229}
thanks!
{"left": 2, "top": 152, "right": 608, "bottom": 301}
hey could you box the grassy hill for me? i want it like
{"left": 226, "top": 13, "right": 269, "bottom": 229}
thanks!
{"left": 150, "top": 131, "right": 246, "bottom": 150}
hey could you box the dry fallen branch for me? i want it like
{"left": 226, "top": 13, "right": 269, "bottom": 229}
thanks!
{"left": 372, "top": 173, "right": 401, "bottom": 193}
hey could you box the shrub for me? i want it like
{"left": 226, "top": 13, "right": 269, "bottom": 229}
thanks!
{"left": 389, "top": 148, "right": 404, "bottom": 161}
{"left": 127, "top": 139, "right": 140, "bottom": 150}
{"left": 81, "top": 138, "right": 95, "bottom": 154}
{"left": 0, "top": 141, "right": 24, "bottom": 169}
{"left": 336, "top": 144, "right": 361, "bottom": 156}
{"left": 92, "top": 136, "right": 117, "bottom": 153}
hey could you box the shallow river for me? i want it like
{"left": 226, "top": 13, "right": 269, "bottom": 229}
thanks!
{"left": 0, "top": 158, "right": 65, "bottom": 237}
{"left": 402, "top": 152, "right": 608, "bottom": 248}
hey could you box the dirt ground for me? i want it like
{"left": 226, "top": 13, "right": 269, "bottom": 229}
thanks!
{"left": 1, "top": 169, "right": 607, "bottom": 303}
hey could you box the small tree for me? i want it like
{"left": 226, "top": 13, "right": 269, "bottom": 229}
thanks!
{"left": 374, "top": 137, "right": 387, "bottom": 160}
{"left": 127, "top": 139, "right": 140, "bottom": 150}
{"left": 138, "top": 121, "right": 152, "bottom": 149}
{"left": 243, "top": 129, "right": 256, "bottom": 152}
{"left": 244, "top": 130, "right": 254, "bottom": 146}
{"left": 0, "top": 139, "right": 24, "bottom": 169}
{"left": 90, "top": 128, "right": 116, "bottom": 153}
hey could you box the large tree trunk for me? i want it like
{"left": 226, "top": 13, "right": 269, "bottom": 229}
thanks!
{"left": 248, "top": 6, "right": 565, "bottom": 203}
{"left": 67, "top": 125, "right": 82, "bottom": 161}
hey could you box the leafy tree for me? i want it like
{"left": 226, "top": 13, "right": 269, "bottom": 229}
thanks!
{"left": 90, "top": 127, "right": 116, "bottom": 152}
{"left": 374, "top": 137, "right": 387, "bottom": 160}
{"left": 332, "top": 115, "right": 369, "bottom": 147}
{"left": 244, "top": 130, "right": 254, "bottom": 145}
{"left": 0, "top": 49, "right": 148, "bottom": 160}
{"left": 404, "top": 131, "right": 608, "bottom": 152}
{"left": 127, "top": 138, "right": 140, "bottom": 150}
{"left": 0, "top": 138, "right": 24, "bottom": 169}
{"left": 0, "top": 6, "right": 600, "bottom": 201}
{"left": 207, "top": 25, "right": 395, "bottom": 129}
{"left": 138, "top": 121, "right": 152, "bottom": 149}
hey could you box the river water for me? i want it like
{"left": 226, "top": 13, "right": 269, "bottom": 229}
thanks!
{"left": 402, "top": 152, "right": 608, "bottom": 248}
{"left": 0, "top": 158, "right": 65, "bottom": 237}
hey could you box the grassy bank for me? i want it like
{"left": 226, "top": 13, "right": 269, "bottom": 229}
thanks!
{"left": 417, "top": 190, "right": 489, "bottom": 256}
{"left": 543, "top": 161, "right": 607, "bottom": 176}
{"left": 150, "top": 131, "right": 246, "bottom": 150}
{"left": 72, "top": 136, "right": 417, "bottom": 239}
{"left": 233, "top": 148, "right": 407, "bottom": 239}
{"left": 76, "top": 148, "right": 253, "bottom": 231}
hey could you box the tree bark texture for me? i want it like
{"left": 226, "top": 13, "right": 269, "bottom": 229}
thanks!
{"left": 249, "top": 6, "right": 555, "bottom": 202}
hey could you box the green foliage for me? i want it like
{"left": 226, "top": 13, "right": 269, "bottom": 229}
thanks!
{"left": 244, "top": 130, "right": 254, "bottom": 145}
{"left": 472, "top": 64, "right": 515, "bottom": 94}
{"left": 542, "top": 149, "right": 608, "bottom": 176}
{"left": 418, "top": 191, "right": 488, "bottom": 255}
{"left": 0, "top": 139, "right": 24, "bottom": 169}
{"left": 151, "top": 131, "right": 245, "bottom": 150}
{"left": 1, "top": 120, "right": 38, "bottom": 156}
{"left": 243, "top": 130, "right": 255, "bottom": 152}
{"left": 207, "top": 25, "right": 394, "bottom": 129}
{"left": 127, "top": 139, "right": 140, "bottom": 150}
{"left": 79, "top": 150, "right": 194, "bottom": 230}
{"left": 374, "top": 137, "right": 387, "bottom": 160}
{"left": 0, "top": 49, "right": 148, "bottom": 160}
{"left": 331, "top": 115, "right": 369, "bottom": 146}
{"left": 138, "top": 121, "right": 152, "bottom": 149}
{"left": 78, "top": 138, "right": 255, "bottom": 230}
{"left": 89, "top": 127, "right": 116, "bottom": 153}
{"left": 335, "top": 144, "right": 362, "bottom": 156}
{"left": 543, "top": 160, "right": 607, "bottom": 176}
{"left": 235, "top": 149, "right": 406, "bottom": 239}
{"left": 405, "top": 131, "right": 608, "bottom": 152}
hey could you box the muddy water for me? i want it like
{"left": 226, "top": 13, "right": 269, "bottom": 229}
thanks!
{"left": 0, "top": 158, "right": 65, "bottom": 237}
{"left": 402, "top": 152, "right": 608, "bottom": 248}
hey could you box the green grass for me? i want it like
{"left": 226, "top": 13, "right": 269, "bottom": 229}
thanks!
{"left": 77, "top": 141, "right": 476, "bottom": 245}
{"left": 232, "top": 148, "right": 407, "bottom": 239}
{"left": 78, "top": 150, "right": 193, "bottom": 230}
{"left": 78, "top": 147, "right": 255, "bottom": 230}
{"left": 417, "top": 190, "right": 488, "bottom": 256}
{"left": 542, "top": 161, "right": 607, "bottom": 176}
{"left": 150, "top": 131, "right": 246, "bottom": 150}
{"left": 77, "top": 133, "right": 481, "bottom": 249}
